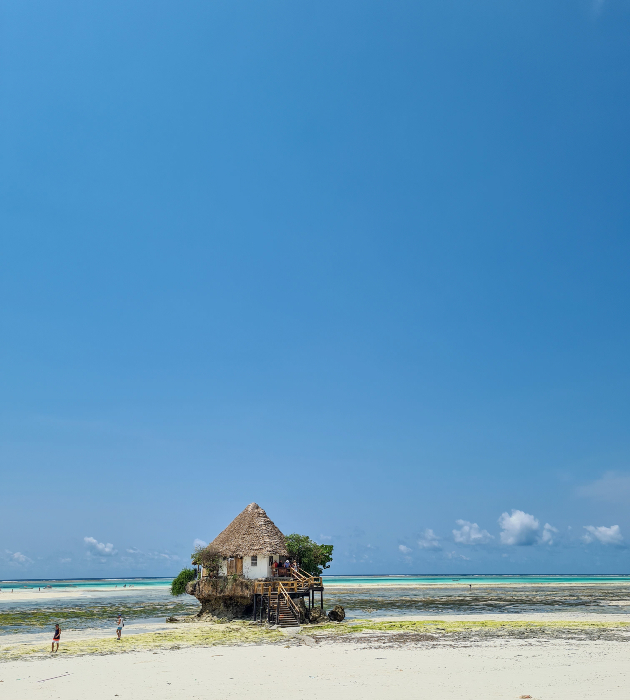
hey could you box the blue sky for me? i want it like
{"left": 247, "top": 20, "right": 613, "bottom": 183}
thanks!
{"left": 2, "top": 0, "right": 630, "bottom": 579}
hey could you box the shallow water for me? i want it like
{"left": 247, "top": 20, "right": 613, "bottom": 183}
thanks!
{"left": 325, "top": 583, "right": 630, "bottom": 617}
{"left": 0, "top": 580, "right": 199, "bottom": 636}
{"left": 3, "top": 576, "right": 630, "bottom": 636}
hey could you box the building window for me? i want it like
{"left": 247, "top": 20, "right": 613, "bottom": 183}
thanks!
{"left": 269, "top": 555, "right": 274, "bottom": 566}
{"left": 251, "top": 556, "right": 257, "bottom": 566}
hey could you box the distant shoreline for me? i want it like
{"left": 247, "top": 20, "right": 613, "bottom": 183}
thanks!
{"left": 4, "top": 574, "right": 630, "bottom": 584}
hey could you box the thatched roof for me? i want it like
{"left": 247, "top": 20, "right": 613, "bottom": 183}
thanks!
{"left": 207, "top": 503, "right": 288, "bottom": 557}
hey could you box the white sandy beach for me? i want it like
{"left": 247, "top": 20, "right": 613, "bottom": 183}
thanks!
{"left": 3, "top": 576, "right": 630, "bottom": 699}
{"left": 1, "top": 635, "right": 628, "bottom": 700}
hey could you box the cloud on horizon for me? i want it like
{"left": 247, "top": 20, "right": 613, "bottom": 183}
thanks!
{"left": 446, "top": 551, "right": 471, "bottom": 561}
{"left": 499, "top": 510, "right": 539, "bottom": 545}
{"left": 541, "top": 523, "right": 558, "bottom": 545}
{"left": 453, "top": 520, "right": 493, "bottom": 545}
{"left": 11, "top": 551, "right": 32, "bottom": 564}
{"left": 582, "top": 525, "right": 624, "bottom": 546}
{"left": 84, "top": 537, "right": 117, "bottom": 556}
{"left": 498, "top": 510, "right": 556, "bottom": 546}
{"left": 418, "top": 529, "right": 441, "bottom": 549}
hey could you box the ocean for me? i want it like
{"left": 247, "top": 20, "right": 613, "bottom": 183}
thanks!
{"left": 2, "top": 575, "right": 630, "bottom": 637}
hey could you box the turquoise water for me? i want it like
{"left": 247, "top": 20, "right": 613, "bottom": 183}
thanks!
{"left": 5, "top": 575, "right": 630, "bottom": 591}
{"left": 3, "top": 575, "right": 630, "bottom": 636}
{"left": 0, "top": 577, "right": 171, "bottom": 590}
{"left": 0, "top": 579, "right": 196, "bottom": 636}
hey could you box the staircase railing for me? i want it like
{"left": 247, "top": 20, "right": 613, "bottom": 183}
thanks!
{"left": 290, "top": 567, "right": 323, "bottom": 588}
{"left": 277, "top": 582, "right": 300, "bottom": 621}
{"left": 254, "top": 580, "right": 301, "bottom": 595}
{"left": 290, "top": 567, "right": 308, "bottom": 585}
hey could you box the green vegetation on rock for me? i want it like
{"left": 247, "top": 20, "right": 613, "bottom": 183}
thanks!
{"left": 171, "top": 568, "right": 197, "bottom": 596}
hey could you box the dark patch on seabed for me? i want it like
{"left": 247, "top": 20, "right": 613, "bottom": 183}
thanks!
{"left": 324, "top": 584, "right": 630, "bottom": 618}
{"left": 3, "top": 583, "right": 630, "bottom": 635}
{"left": 0, "top": 599, "right": 200, "bottom": 634}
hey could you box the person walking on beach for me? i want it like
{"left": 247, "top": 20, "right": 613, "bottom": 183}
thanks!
{"left": 52, "top": 624, "right": 61, "bottom": 652}
{"left": 116, "top": 614, "right": 124, "bottom": 640}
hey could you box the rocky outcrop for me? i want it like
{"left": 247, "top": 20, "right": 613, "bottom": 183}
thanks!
{"left": 327, "top": 605, "right": 345, "bottom": 622}
{"left": 307, "top": 606, "right": 328, "bottom": 624}
{"left": 186, "top": 576, "right": 335, "bottom": 624}
{"left": 186, "top": 577, "right": 256, "bottom": 620}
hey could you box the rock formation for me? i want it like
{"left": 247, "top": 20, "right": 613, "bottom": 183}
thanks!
{"left": 186, "top": 577, "right": 256, "bottom": 620}
{"left": 307, "top": 606, "right": 328, "bottom": 623}
{"left": 327, "top": 605, "right": 345, "bottom": 622}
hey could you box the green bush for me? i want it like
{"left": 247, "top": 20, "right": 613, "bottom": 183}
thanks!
{"left": 171, "top": 567, "right": 197, "bottom": 596}
{"left": 285, "top": 534, "right": 333, "bottom": 576}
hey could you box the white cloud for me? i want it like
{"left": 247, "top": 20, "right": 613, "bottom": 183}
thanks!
{"left": 498, "top": 510, "right": 540, "bottom": 546}
{"left": 12, "top": 552, "right": 32, "bottom": 564}
{"left": 126, "top": 548, "right": 141, "bottom": 555}
{"left": 541, "top": 524, "right": 558, "bottom": 545}
{"left": 398, "top": 544, "right": 412, "bottom": 554}
{"left": 59, "top": 558, "right": 72, "bottom": 564}
{"left": 453, "top": 520, "right": 493, "bottom": 545}
{"left": 84, "top": 536, "right": 116, "bottom": 556}
{"left": 418, "top": 529, "right": 441, "bottom": 549}
{"left": 446, "top": 551, "right": 471, "bottom": 561}
{"left": 582, "top": 525, "right": 624, "bottom": 546}
{"left": 148, "top": 551, "right": 180, "bottom": 561}
{"left": 193, "top": 538, "right": 207, "bottom": 550}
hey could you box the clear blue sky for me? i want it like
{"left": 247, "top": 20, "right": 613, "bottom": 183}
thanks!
{"left": 2, "top": 1, "right": 630, "bottom": 578}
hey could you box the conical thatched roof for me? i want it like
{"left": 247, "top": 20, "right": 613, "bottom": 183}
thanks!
{"left": 207, "top": 503, "right": 288, "bottom": 557}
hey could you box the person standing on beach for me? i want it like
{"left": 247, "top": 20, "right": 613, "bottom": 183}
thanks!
{"left": 116, "top": 614, "right": 124, "bottom": 640}
{"left": 52, "top": 624, "right": 60, "bottom": 652}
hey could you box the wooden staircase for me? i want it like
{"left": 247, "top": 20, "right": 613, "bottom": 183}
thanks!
{"left": 265, "top": 585, "right": 300, "bottom": 627}
{"left": 274, "top": 595, "right": 300, "bottom": 628}
{"left": 253, "top": 567, "right": 324, "bottom": 628}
